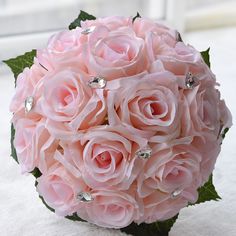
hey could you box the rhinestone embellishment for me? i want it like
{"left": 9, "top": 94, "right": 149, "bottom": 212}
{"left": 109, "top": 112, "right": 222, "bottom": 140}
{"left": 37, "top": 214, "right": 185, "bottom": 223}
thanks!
{"left": 88, "top": 76, "right": 107, "bottom": 89}
{"left": 81, "top": 26, "right": 96, "bottom": 35}
{"left": 185, "top": 72, "right": 198, "bottom": 89}
{"left": 24, "top": 96, "right": 34, "bottom": 113}
{"left": 77, "top": 192, "right": 94, "bottom": 202}
{"left": 136, "top": 147, "right": 152, "bottom": 160}
{"left": 171, "top": 189, "right": 182, "bottom": 198}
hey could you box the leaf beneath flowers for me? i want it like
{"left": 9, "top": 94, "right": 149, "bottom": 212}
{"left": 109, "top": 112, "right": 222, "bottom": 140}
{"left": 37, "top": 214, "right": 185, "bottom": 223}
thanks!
{"left": 195, "top": 174, "right": 221, "bottom": 204}
{"left": 201, "top": 48, "right": 211, "bottom": 68}
{"left": 3, "top": 49, "right": 36, "bottom": 85}
{"left": 69, "top": 10, "right": 96, "bottom": 30}
{"left": 221, "top": 127, "right": 229, "bottom": 139}
{"left": 65, "top": 213, "right": 86, "bottom": 222}
{"left": 31, "top": 168, "right": 42, "bottom": 178}
{"left": 10, "top": 124, "right": 18, "bottom": 163}
{"left": 120, "top": 214, "right": 178, "bottom": 236}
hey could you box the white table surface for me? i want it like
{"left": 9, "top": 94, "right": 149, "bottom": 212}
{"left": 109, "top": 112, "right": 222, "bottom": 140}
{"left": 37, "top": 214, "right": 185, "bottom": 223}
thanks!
{"left": 0, "top": 26, "right": 235, "bottom": 236}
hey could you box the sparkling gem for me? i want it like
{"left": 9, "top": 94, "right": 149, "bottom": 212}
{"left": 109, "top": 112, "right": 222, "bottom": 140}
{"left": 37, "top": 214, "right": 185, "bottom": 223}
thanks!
{"left": 171, "top": 189, "right": 182, "bottom": 198}
{"left": 24, "top": 96, "right": 34, "bottom": 113}
{"left": 81, "top": 26, "right": 96, "bottom": 35}
{"left": 88, "top": 76, "right": 107, "bottom": 89}
{"left": 185, "top": 72, "right": 198, "bottom": 89}
{"left": 136, "top": 147, "right": 152, "bottom": 160}
{"left": 77, "top": 192, "right": 93, "bottom": 202}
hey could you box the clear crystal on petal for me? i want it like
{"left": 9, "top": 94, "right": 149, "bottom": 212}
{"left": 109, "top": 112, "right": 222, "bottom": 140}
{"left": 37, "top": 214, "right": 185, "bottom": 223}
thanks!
{"left": 81, "top": 26, "right": 96, "bottom": 35}
{"left": 136, "top": 147, "right": 152, "bottom": 160}
{"left": 88, "top": 76, "right": 107, "bottom": 89}
{"left": 185, "top": 72, "right": 198, "bottom": 89}
{"left": 24, "top": 96, "right": 34, "bottom": 113}
{"left": 77, "top": 192, "right": 93, "bottom": 202}
{"left": 171, "top": 189, "right": 182, "bottom": 198}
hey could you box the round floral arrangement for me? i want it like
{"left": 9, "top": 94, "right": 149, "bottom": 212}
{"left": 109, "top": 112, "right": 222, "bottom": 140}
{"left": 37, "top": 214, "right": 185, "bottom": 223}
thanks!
{"left": 5, "top": 11, "right": 232, "bottom": 236}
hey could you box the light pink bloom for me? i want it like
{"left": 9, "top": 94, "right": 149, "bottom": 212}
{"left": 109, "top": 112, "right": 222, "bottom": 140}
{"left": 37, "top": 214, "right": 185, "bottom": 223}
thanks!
{"left": 14, "top": 118, "right": 57, "bottom": 174}
{"left": 82, "top": 25, "right": 149, "bottom": 79}
{"left": 107, "top": 71, "right": 181, "bottom": 142}
{"left": 10, "top": 61, "right": 45, "bottom": 122}
{"left": 56, "top": 125, "right": 148, "bottom": 190}
{"left": 77, "top": 190, "right": 140, "bottom": 228}
{"left": 137, "top": 187, "right": 197, "bottom": 224}
{"left": 37, "top": 163, "right": 88, "bottom": 216}
{"left": 37, "top": 29, "right": 87, "bottom": 71}
{"left": 39, "top": 69, "right": 106, "bottom": 139}
{"left": 137, "top": 137, "right": 202, "bottom": 198}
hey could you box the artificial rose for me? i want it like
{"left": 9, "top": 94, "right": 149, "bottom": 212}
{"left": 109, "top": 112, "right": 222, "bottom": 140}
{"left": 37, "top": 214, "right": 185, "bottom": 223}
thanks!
{"left": 37, "top": 28, "right": 87, "bottom": 71}
{"left": 39, "top": 69, "right": 106, "bottom": 139}
{"left": 150, "top": 42, "right": 212, "bottom": 89}
{"left": 10, "top": 61, "right": 45, "bottom": 122}
{"left": 132, "top": 17, "right": 178, "bottom": 41}
{"left": 81, "top": 16, "right": 132, "bottom": 31}
{"left": 181, "top": 75, "right": 231, "bottom": 139}
{"left": 14, "top": 118, "right": 57, "bottom": 174}
{"left": 137, "top": 137, "right": 202, "bottom": 198}
{"left": 55, "top": 125, "right": 148, "bottom": 190}
{"left": 82, "top": 24, "right": 149, "bottom": 80}
{"left": 137, "top": 187, "right": 197, "bottom": 224}
{"left": 37, "top": 163, "right": 88, "bottom": 216}
{"left": 107, "top": 71, "right": 181, "bottom": 142}
{"left": 77, "top": 190, "right": 140, "bottom": 228}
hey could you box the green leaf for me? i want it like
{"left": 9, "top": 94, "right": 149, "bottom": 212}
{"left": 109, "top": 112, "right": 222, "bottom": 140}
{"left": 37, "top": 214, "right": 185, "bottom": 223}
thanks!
{"left": 69, "top": 10, "right": 96, "bottom": 30}
{"left": 221, "top": 127, "right": 229, "bottom": 139}
{"left": 39, "top": 195, "right": 55, "bottom": 213}
{"left": 195, "top": 174, "right": 221, "bottom": 205}
{"left": 120, "top": 214, "right": 178, "bottom": 236}
{"left": 201, "top": 48, "right": 211, "bottom": 68}
{"left": 31, "top": 168, "right": 42, "bottom": 178}
{"left": 132, "top": 12, "right": 141, "bottom": 23}
{"left": 10, "top": 123, "right": 18, "bottom": 163}
{"left": 65, "top": 213, "right": 86, "bottom": 222}
{"left": 154, "top": 214, "right": 179, "bottom": 235}
{"left": 3, "top": 49, "right": 36, "bottom": 85}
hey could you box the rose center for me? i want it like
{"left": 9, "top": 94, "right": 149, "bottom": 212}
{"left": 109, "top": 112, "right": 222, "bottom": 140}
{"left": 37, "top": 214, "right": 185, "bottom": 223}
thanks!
{"left": 150, "top": 102, "right": 163, "bottom": 116}
{"left": 95, "top": 151, "right": 112, "bottom": 168}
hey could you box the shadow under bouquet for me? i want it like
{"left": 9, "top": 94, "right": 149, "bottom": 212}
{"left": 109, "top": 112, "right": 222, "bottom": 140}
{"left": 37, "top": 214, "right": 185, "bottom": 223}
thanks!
{"left": 4, "top": 11, "right": 232, "bottom": 236}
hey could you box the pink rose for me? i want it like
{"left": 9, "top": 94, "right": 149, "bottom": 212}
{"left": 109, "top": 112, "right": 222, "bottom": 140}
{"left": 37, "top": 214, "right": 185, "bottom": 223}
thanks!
{"left": 37, "top": 29, "right": 87, "bottom": 71}
{"left": 39, "top": 69, "right": 106, "bottom": 139}
{"left": 133, "top": 18, "right": 178, "bottom": 64}
{"left": 137, "top": 187, "right": 197, "bottom": 224}
{"left": 181, "top": 78, "right": 227, "bottom": 138}
{"left": 150, "top": 42, "right": 211, "bottom": 89}
{"left": 82, "top": 24, "right": 149, "bottom": 79}
{"left": 37, "top": 162, "right": 88, "bottom": 216}
{"left": 132, "top": 17, "right": 178, "bottom": 41}
{"left": 107, "top": 72, "right": 181, "bottom": 142}
{"left": 77, "top": 190, "right": 140, "bottom": 228}
{"left": 10, "top": 61, "right": 45, "bottom": 122}
{"left": 55, "top": 126, "right": 148, "bottom": 190}
{"left": 14, "top": 118, "right": 57, "bottom": 174}
{"left": 137, "top": 138, "right": 201, "bottom": 198}
{"left": 81, "top": 16, "right": 132, "bottom": 31}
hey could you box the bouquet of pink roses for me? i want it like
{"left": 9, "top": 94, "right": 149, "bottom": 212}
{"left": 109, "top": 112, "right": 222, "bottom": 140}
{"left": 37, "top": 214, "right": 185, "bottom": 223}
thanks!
{"left": 4, "top": 11, "right": 232, "bottom": 235}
